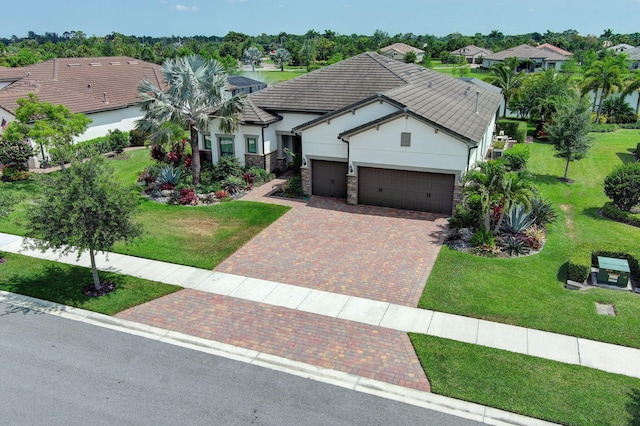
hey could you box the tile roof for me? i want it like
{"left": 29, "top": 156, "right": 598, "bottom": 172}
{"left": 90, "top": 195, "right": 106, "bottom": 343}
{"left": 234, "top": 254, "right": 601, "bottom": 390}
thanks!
{"left": 380, "top": 43, "right": 425, "bottom": 55}
{"left": 279, "top": 52, "right": 502, "bottom": 144}
{"left": 240, "top": 98, "right": 280, "bottom": 124}
{"left": 537, "top": 43, "right": 572, "bottom": 56}
{"left": 484, "top": 44, "right": 570, "bottom": 61}
{"left": 0, "top": 57, "right": 165, "bottom": 115}
{"left": 627, "top": 47, "right": 640, "bottom": 61}
{"left": 450, "top": 45, "right": 493, "bottom": 56}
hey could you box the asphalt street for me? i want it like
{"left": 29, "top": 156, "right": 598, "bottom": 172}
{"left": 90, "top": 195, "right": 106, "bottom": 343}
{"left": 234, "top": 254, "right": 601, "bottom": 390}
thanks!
{"left": 0, "top": 301, "right": 480, "bottom": 425}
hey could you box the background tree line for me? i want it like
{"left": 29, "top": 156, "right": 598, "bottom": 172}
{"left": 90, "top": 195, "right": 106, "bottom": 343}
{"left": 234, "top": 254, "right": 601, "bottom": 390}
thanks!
{"left": 2, "top": 28, "right": 640, "bottom": 69}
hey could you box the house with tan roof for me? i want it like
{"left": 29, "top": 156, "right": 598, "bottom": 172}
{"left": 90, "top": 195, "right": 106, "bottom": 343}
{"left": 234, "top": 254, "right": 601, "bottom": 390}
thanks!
{"left": 207, "top": 52, "right": 502, "bottom": 215}
{"left": 380, "top": 43, "right": 425, "bottom": 63}
{"left": 481, "top": 44, "right": 571, "bottom": 72}
{"left": 0, "top": 57, "right": 166, "bottom": 149}
{"left": 450, "top": 45, "right": 493, "bottom": 64}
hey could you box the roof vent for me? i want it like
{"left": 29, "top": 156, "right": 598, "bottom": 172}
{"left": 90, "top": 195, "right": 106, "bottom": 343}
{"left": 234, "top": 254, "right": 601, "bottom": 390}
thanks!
{"left": 103, "top": 92, "right": 108, "bottom": 103}
{"left": 110, "top": 61, "right": 121, "bottom": 65}
{"left": 90, "top": 62, "right": 102, "bottom": 67}
{"left": 475, "top": 91, "right": 480, "bottom": 114}
{"left": 428, "top": 82, "right": 432, "bottom": 88}
{"left": 68, "top": 63, "right": 81, "bottom": 67}
{"left": 25, "top": 72, "right": 30, "bottom": 76}
{"left": 87, "top": 83, "right": 92, "bottom": 93}
{"left": 127, "top": 60, "right": 138, "bottom": 65}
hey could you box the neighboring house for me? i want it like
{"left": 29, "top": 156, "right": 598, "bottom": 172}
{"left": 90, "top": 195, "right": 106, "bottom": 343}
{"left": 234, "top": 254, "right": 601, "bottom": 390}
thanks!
{"left": 450, "top": 45, "right": 493, "bottom": 64}
{"left": 536, "top": 43, "right": 572, "bottom": 57}
{"left": 626, "top": 47, "right": 640, "bottom": 70}
{"left": 380, "top": 43, "right": 425, "bottom": 63}
{"left": 207, "top": 52, "right": 502, "bottom": 215}
{"left": 608, "top": 43, "right": 636, "bottom": 54}
{"left": 228, "top": 76, "right": 267, "bottom": 96}
{"left": 482, "top": 44, "right": 571, "bottom": 72}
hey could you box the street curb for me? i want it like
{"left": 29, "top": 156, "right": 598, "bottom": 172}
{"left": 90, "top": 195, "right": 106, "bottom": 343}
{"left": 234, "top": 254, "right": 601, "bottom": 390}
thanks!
{"left": 0, "top": 290, "right": 557, "bottom": 425}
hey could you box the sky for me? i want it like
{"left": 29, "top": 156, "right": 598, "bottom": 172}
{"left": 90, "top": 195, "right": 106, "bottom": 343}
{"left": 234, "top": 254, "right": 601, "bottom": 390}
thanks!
{"left": 1, "top": 0, "right": 638, "bottom": 39}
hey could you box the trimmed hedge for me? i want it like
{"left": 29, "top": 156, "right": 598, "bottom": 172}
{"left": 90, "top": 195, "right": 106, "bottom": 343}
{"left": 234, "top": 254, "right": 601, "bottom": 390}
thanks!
{"left": 567, "top": 244, "right": 592, "bottom": 283}
{"left": 601, "top": 202, "right": 640, "bottom": 227}
{"left": 501, "top": 144, "right": 530, "bottom": 171}
{"left": 496, "top": 120, "right": 527, "bottom": 144}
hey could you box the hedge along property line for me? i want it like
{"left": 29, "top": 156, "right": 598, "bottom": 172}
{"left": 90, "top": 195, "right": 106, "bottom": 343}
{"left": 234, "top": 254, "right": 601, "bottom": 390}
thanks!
{"left": 566, "top": 244, "right": 640, "bottom": 283}
{"left": 496, "top": 120, "right": 527, "bottom": 144}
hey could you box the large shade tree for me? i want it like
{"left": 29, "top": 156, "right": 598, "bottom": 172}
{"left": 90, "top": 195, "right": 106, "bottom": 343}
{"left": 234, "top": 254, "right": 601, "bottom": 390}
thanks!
{"left": 136, "top": 55, "right": 246, "bottom": 185}
{"left": 25, "top": 156, "right": 142, "bottom": 291}
{"left": 545, "top": 96, "right": 594, "bottom": 181}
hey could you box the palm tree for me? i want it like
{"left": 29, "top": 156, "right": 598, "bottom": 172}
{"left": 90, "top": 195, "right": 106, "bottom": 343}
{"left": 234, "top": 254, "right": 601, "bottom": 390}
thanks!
{"left": 487, "top": 60, "right": 524, "bottom": 118}
{"left": 622, "top": 71, "right": 640, "bottom": 116}
{"left": 136, "top": 55, "right": 246, "bottom": 185}
{"left": 273, "top": 48, "right": 291, "bottom": 71}
{"left": 243, "top": 46, "right": 263, "bottom": 71}
{"left": 581, "top": 56, "right": 627, "bottom": 122}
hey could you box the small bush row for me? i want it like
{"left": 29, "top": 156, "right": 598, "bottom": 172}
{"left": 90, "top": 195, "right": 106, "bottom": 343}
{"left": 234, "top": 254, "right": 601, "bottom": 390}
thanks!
{"left": 601, "top": 202, "right": 640, "bottom": 227}
{"left": 566, "top": 244, "right": 640, "bottom": 283}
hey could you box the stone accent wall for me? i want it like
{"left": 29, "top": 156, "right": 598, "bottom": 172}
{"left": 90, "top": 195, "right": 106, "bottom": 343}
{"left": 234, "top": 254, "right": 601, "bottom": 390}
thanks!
{"left": 452, "top": 183, "right": 463, "bottom": 216}
{"left": 347, "top": 175, "right": 358, "bottom": 205}
{"left": 264, "top": 151, "right": 278, "bottom": 173}
{"left": 276, "top": 157, "right": 287, "bottom": 172}
{"left": 301, "top": 166, "right": 311, "bottom": 195}
{"left": 244, "top": 153, "right": 264, "bottom": 169}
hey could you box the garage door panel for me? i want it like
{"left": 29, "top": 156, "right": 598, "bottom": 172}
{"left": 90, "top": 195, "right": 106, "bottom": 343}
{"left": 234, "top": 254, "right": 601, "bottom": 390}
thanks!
{"left": 312, "top": 160, "right": 348, "bottom": 198}
{"left": 358, "top": 167, "right": 453, "bottom": 214}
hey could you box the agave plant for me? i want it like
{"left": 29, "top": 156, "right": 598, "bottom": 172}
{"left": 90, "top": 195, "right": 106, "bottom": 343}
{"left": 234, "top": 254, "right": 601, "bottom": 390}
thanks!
{"left": 501, "top": 234, "right": 530, "bottom": 256}
{"left": 157, "top": 165, "right": 183, "bottom": 186}
{"left": 529, "top": 197, "right": 558, "bottom": 226}
{"left": 501, "top": 204, "right": 536, "bottom": 234}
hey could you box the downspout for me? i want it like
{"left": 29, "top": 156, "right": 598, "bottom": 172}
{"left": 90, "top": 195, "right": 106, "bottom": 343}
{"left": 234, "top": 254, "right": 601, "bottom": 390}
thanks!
{"left": 466, "top": 145, "right": 477, "bottom": 172}
{"left": 261, "top": 125, "right": 267, "bottom": 170}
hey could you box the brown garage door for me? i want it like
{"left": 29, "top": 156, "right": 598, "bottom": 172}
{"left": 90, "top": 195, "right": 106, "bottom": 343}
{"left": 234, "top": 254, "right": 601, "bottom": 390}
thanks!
{"left": 312, "top": 160, "right": 348, "bottom": 198}
{"left": 358, "top": 167, "right": 454, "bottom": 214}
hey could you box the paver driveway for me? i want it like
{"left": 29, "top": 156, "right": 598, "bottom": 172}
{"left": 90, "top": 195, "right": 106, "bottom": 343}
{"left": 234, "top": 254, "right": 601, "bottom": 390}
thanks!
{"left": 216, "top": 195, "right": 449, "bottom": 307}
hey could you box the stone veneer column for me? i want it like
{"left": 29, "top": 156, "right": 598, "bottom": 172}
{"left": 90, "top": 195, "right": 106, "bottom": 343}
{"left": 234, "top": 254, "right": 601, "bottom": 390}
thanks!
{"left": 347, "top": 175, "right": 358, "bottom": 205}
{"left": 301, "top": 166, "right": 311, "bottom": 195}
{"left": 244, "top": 153, "right": 264, "bottom": 169}
{"left": 451, "top": 183, "right": 463, "bottom": 216}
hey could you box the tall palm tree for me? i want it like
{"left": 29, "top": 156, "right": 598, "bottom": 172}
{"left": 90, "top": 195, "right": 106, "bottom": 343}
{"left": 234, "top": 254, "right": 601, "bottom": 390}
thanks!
{"left": 137, "top": 55, "right": 246, "bottom": 185}
{"left": 243, "top": 46, "right": 263, "bottom": 72}
{"left": 581, "top": 56, "right": 627, "bottom": 122}
{"left": 622, "top": 71, "right": 640, "bottom": 116}
{"left": 487, "top": 60, "right": 524, "bottom": 118}
{"left": 273, "top": 48, "right": 291, "bottom": 71}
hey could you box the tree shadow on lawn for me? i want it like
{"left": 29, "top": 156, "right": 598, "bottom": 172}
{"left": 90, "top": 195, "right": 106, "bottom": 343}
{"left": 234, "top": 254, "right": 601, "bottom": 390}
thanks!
{"left": 583, "top": 206, "right": 611, "bottom": 221}
{"left": 625, "top": 388, "right": 640, "bottom": 426}
{"left": 0, "top": 263, "right": 119, "bottom": 314}
{"left": 556, "top": 261, "right": 569, "bottom": 284}
{"left": 532, "top": 173, "right": 572, "bottom": 186}
{"left": 617, "top": 149, "right": 637, "bottom": 165}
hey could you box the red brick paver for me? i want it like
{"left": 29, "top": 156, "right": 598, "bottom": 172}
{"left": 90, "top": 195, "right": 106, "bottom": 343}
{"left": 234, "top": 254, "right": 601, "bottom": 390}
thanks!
{"left": 116, "top": 289, "right": 431, "bottom": 392}
{"left": 217, "top": 195, "right": 448, "bottom": 307}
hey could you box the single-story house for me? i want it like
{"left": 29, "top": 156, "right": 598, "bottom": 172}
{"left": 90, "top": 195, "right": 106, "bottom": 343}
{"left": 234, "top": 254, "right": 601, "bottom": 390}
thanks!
{"left": 450, "top": 45, "right": 493, "bottom": 64}
{"left": 608, "top": 43, "right": 636, "bottom": 54}
{"left": 0, "top": 56, "right": 165, "bottom": 167}
{"left": 380, "top": 43, "right": 425, "bottom": 63}
{"left": 482, "top": 44, "right": 571, "bottom": 72}
{"left": 206, "top": 52, "right": 502, "bottom": 215}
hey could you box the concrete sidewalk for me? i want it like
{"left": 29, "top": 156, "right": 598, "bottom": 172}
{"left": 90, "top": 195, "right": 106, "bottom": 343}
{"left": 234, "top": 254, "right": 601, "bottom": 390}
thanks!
{"left": 2, "top": 231, "right": 640, "bottom": 380}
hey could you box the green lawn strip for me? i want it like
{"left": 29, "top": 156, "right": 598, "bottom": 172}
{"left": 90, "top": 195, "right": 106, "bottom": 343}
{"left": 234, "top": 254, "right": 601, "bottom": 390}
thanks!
{"left": 419, "top": 129, "right": 640, "bottom": 348}
{"left": 0, "top": 251, "right": 180, "bottom": 315}
{"left": 410, "top": 333, "right": 640, "bottom": 426}
{"left": 114, "top": 200, "right": 289, "bottom": 269}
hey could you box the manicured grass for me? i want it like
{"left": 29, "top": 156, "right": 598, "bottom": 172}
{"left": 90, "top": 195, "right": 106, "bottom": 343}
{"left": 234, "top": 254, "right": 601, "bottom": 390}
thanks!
{"left": 410, "top": 334, "right": 640, "bottom": 426}
{"left": 419, "top": 129, "right": 640, "bottom": 348}
{"left": 0, "top": 251, "right": 180, "bottom": 315}
{"left": 0, "top": 149, "right": 290, "bottom": 270}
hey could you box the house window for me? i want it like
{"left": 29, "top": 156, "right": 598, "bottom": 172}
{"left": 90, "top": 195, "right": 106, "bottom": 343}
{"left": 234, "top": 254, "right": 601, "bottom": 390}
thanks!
{"left": 219, "top": 136, "right": 234, "bottom": 157}
{"left": 401, "top": 132, "right": 411, "bottom": 147}
{"left": 204, "top": 136, "right": 212, "bottom": 150}
{"left": 246, "top": 136, "right": 258, "bottom": 154}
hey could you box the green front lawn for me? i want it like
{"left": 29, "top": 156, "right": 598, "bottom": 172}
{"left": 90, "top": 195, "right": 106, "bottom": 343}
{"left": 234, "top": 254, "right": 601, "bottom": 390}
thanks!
{"left": 419, "top": 129, "right": 640, "bottom": 348}
{"left": 411, "top": 334, "right": 640, "bottom": 426}
{"left": 0, "top": 251, "right": 180, "bottom": 315}
{"left": 0, "top": 149, "right": 290, "bottom": 270}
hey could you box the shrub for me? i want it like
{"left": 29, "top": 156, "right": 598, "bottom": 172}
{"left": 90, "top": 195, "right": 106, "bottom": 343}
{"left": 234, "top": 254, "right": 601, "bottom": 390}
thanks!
{"left": 589, "top": 123, "right": 619, "bottom": 133}
{"left": 0, "top": 138, "right": 34, "bottom": 165}
{"left": 283, "top": 176, "right": 303, "bottom": 197}
{"left": 502, "top": 144, "right": 530, "bottom": 171}
{"left": 129, "top": 128, "right": 147, "bottom": 146}
{"left": 601, "top": 202, "right": 640, "bottom": 227}
{"left": 470, "top": 227, "right": 495, "bottom": 247}
{"left": 221, "top": 175, "right": 246, "bottom": 194}
{"left": 213, "top": 156, "right": 243, "bottom": 181}
{"left": 566, "top": 244, "right": 593, "bottom": 283}
{"left": 603, "top": 163, "right": 640, "bottom": 211}
{"left": 243, "top": 172, "right": 255, "bottom": 185}
{"left": 248, "top": 167, "right": 275, "bottom": 184}
{"left": 107, "top": 129, "right": 129, "bottom": 155}
{"left": 449, "top": 194, "right": 483, "bottom": 230}
{"left": 196, "top": 182, "right": 222, "bottom": 194}
{"left": 2, "top": 164, "right": 30, "bottom": 181}
{"left": 177, "top": 188, "right": 198, "bottom": 205}
{"left": 529, "top": 197, "right": 558, "bottom": 226}
{"left": 214, "top": 189, "right": 230, "bottom": 200}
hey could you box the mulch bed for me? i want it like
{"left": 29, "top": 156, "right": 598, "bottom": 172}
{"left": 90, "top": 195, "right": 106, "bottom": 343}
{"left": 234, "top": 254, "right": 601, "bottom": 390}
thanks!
{"left": 82, "top": 280, "right": 116, "bottom": 297}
